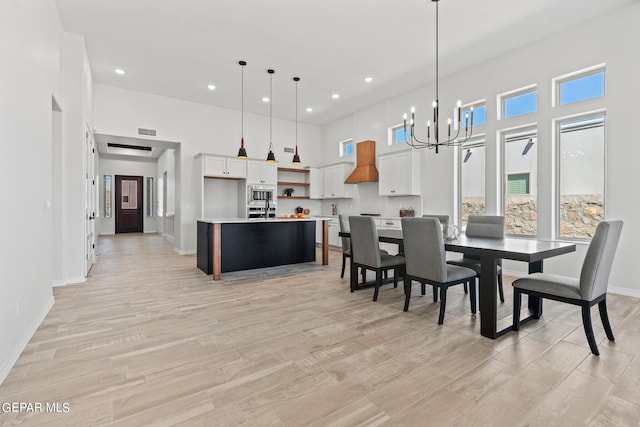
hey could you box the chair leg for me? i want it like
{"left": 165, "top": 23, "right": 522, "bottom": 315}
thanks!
{"left": 581, "top": 304, "right": 600, "bottom": 356}
{"left": 373, "top": 269, "right": 382, "bottom": 301}
{"left": 469, "top": 280, "right": 477, "bottom": 314}
{"left": 403, "top": 276, "right": 412, "bottom": 311}
{"left": 438, "top": 287, "right": 447, "bottom": 325}
{"left": 498, "top": 272, "right": 505, "bottom": 303}
{"left": 598, "top": 299, "right": 615, "bottom": 342}
{"left": 362, "top": 268, "right": 366, "bottom": 284}
{"left": 421, "top": 283, "right": 426, "bottom": 296}
{"left": 393, "top": 268, "right": 398, "bottom": 288}
{"left": 384, "top": 269, "right": 388, "bottom": 279}
{"left": 350, "top": 260, "right": 357, "bottom": 293}
{"left": 463, "top": 282, "right": 468, "bottom": 294}
{"left": 432, "top": 286, "right": 437, "bottom": 302}
{"left": 341, "top": 254, "right": 346, "bottom": 278}
{"left": 512, "top": 288, "right": 522, "bottom": 331}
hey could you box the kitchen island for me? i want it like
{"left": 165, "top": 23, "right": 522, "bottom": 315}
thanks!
{"left": 197, "top": 217, "right": 329, "bottom": 280}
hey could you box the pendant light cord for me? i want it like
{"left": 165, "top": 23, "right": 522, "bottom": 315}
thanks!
{"left": 241, "top": 64, "right": 244, "bottom": 139}
{"left": 269, "top": 72, "right": 273, "bottom": 148}
{"left": 295, "top": 79, "right": 298, "bottom": 146}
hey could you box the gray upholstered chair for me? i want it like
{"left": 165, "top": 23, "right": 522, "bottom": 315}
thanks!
{"left": 348, "top": 216, "right": 405, "bottom": 300}
{"left": 422, "top": 214, "right": 449, "bottom": 227}
{"left": 448, "top": 215, "right": 506, "bottom": 303}
{"left": 513, "top": 220, "right": 623, "bottom": 356}
{"left": 401, "top": 217, "right": 477, "bottom": 324}
{"left": 338, "top": 214, "right": 387, "bottom": 279}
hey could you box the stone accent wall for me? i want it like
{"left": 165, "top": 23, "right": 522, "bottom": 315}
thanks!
{"left": 560, "top": 194, "right": 603, "bottom": 238}
{"left": 463, "top": 194, "right": 602, "bottom": 238}
{"left": 461, "top": 197, "right": 485, "bottom": 227}
{"left": 505, "top": 196, "right": 537, "bottom": 236}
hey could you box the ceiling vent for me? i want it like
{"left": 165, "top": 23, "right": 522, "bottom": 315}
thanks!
{"left": 138, "top": 127, "right": 157, "bottom": 136}
{"left": 344, "top": 140, "right": 379, "bottom": 183}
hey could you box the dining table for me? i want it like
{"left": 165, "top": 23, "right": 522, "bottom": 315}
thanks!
{"left": 340, "top": 228, "right": 576, "bottom": 339}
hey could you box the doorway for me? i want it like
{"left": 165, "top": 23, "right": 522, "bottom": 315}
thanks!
{"left": 115, "top": 175, "right": 144, "bottom": 233}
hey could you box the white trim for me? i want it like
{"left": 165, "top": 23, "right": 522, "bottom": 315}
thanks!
{"left": 608, "top": 286, "right": 640, "bottom": 299}
{"left": 52, "top": 276, "right": 87, "bottom": 287}
{"left": 0, "top": 296, "right": 55, "bottom": 384}
{"left": 175, "top": 248, "right": 195, "bottom": 255}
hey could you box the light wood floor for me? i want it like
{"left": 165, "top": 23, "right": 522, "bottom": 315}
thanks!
{"left": 2, "top": 233, "right": 640, "bottom": 426}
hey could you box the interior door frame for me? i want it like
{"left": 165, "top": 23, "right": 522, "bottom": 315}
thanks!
{"left": 115, "top": 175, "right": 144, "bottom": 234}
{"left": 85, "top": 126, "right": 96, "bottom": 274}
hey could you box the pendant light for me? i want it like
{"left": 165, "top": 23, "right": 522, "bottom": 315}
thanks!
{"left": 292, "top": 77, "right": 301, "bottom": 164}
{"left": 237, "top": 60, "right": 248, "bottom": 158}
{"left": 266, "top": 69, "right": 276, "bottom": 163}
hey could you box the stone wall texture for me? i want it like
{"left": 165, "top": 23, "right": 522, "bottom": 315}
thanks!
{"left": 461, "top": 194, "right": 602, "bottom": 239}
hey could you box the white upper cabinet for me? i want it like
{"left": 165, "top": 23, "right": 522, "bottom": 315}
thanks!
{"left": 309, "top": 164, "right": 353, "bottom": 199}
{"left": 323, "top": 163, "right": 353, "bottom": 199}
{"left": 309, "top": 167, "right": 325, "bottom": 199}
{"left": 246, "top": 160, "right": 277, "bottom": 185}
{"left": 378, "top": 150, "right": 421, "bottom": 196}
{"left": 203, "top": 155, "right": 246, "bottom": 179}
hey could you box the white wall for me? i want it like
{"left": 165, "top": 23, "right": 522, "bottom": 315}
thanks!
{"left": 320, "top": 2, "right": 640, "bottom": 296}
{"left": 0, "top": 0, "right": 58, "bottom": 382}
{"left": 97, "top": 156, "right": 160, "bottom": 234}
{"left": 92, "top": 84, "right": 323, "bottom": 254}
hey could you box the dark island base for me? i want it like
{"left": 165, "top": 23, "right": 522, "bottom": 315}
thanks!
{"left": 197, "top": 221, "right": 316, "bottom": 275}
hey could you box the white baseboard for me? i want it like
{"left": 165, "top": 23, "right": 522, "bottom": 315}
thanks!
{"left": 51, "top": 276, "right": 86, "bottom": 287}
{"left": 608, "top": 286, "right": 640, "bottom": 299}
{"left": 0, "top": 295, "right": 55, "bottom": 385}
{"left": 176, "top": 248, "right": 196, "bottom": 255}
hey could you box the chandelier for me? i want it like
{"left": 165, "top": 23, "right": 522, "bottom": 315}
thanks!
{"left": 404, "top": 0, "right": 474, "bottom": 153}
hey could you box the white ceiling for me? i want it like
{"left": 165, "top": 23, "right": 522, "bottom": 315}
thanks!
{"left": 55, "top": 0, "right": 634, "bottom": 126}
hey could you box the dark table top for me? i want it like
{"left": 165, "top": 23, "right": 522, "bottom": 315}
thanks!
{"left": 347, "top": 228, "right": 576, "bottom": 261}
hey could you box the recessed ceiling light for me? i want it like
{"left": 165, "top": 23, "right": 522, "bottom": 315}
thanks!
{"left": 332, "top": 93, "right": 340, "bottom": 99}
{"left": 114, "top": 68, "right": 126, "bottom": 75}
{"left": 364, "top": 76, "right": 373, "bottom": 83}
{"left": 262, "top": 97, "right": 270, "bottom": 103}
{"left": 306, "top": 107, "right": 313, "bottom": 113}
{"left": 207, "top": 84, "right": 216, "bottom": 90}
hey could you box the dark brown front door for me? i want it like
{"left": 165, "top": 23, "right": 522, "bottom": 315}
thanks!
{"left": 115, "top": 175, "right": 143, "bottom": 233}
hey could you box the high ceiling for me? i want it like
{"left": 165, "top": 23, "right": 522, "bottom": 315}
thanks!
{"left": 55, "top": 0, "right": 634, "bottom": 126}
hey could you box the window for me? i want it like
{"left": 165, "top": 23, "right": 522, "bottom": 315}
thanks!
{"left": 554, "top": 65, "right": 605, "bottom": 106}
{"left": 501, "top": 127, "right": 537, "bottom": 237}
{"left": 459, "top": 137, "right": 485, "bottom": 228}
{"left": 507, "top": 173, "right": 530, "bottom": 195}
{"left": 461, "top": 103, "right": 486, "bottom": 129}
{"left": 557, "top": 114, "right": 605, "bottom": 239}
{"left": 340, "top": 138, "right": 354, "bottom": 157}
{"left": 500, "top": 86, "right": 537, "bottom": 119}
{"left": 103, "top": 175, "right": 112, "bottom": 217}
{"left": 389, "top": 124, "right": 409, "bottom": 145}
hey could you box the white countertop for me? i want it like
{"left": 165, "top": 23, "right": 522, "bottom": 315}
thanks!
{"left": 196, "top": 217, "right": 328, "bottom": 224}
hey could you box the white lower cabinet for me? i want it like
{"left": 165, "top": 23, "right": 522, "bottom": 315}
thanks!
{"left": 376, "top": 218, "right": 402, "bottom": 255}
{"left": 315, "top": 217, "right": 340, "bottom": 247}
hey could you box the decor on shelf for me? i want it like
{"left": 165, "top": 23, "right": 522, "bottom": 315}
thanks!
{"left": 266, "top": 69, "right": 276, "bottom": 162}
{"left": 283, "top": 187, "right": 295, "bottom": 197}
{"left": 403, "top": 0, "right": 474, "bottom": 153}
{"left": 237, "top": 60, "right": 248, "bottom": 158}
{"left": 292, "top": 76, "right": 301, "bottom": 164}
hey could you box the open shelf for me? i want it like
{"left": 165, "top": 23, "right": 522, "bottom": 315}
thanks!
{"left": 278, "top": 181, "right": 310, "bottom": 186}
{"left": 277, "top": 167, "right": 309, "bottom": 173}
{"left": 278, "top": 195, "right": 310, "bottom": 199}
